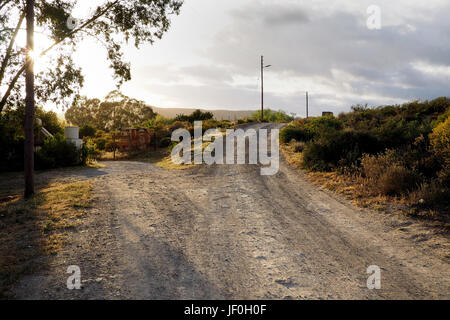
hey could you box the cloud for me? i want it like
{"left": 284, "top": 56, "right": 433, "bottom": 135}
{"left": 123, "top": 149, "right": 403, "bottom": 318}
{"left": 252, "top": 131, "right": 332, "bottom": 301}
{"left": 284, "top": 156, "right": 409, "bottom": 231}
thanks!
{"left": 231, "top": 4, "right": 309, "bottom": 26}
{"left": 120, "top": 0, "right": 450, "bottom": 116}
{"left": 197, "top": 0, "right": 450, "bottom": 114}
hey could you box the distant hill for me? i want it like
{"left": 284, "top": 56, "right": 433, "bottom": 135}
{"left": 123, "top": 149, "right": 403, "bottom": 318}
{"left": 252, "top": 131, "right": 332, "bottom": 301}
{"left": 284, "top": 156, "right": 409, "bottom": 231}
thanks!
{"left": 151, "top": 107, "right": 256, "bottom": 121}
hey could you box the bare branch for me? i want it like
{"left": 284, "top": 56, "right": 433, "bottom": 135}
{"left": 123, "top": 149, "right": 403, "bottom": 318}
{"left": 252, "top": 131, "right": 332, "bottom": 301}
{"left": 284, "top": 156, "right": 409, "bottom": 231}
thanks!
{"left": 0, "top": 63, "right": 26, "bottom": 111}
{"left": 0, "top": 12, "right": 25, "bottom": 85}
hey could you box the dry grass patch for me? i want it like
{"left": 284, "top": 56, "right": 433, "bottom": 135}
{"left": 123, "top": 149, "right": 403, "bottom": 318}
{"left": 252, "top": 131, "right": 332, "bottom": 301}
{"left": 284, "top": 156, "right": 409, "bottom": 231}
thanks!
{"left": 281, "top": 142, "right": 304, "bottom": 169}
{"left": 143, "top": 149, "right": 196, "bottom": 170}
{"left": 0, "top": 181, "right": 92, "bottom": 298}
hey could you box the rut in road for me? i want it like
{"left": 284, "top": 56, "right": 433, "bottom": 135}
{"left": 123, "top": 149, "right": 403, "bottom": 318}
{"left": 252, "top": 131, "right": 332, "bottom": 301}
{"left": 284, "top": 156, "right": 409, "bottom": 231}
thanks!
{"left": 12, "top": 123, "right": 450, "bottom": 299}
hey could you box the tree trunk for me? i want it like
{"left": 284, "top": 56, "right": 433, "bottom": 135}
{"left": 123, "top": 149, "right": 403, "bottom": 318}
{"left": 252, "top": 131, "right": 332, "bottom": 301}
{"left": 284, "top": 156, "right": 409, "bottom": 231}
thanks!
{"left": 24, "top": 0, "right": 35, "bottom": 198}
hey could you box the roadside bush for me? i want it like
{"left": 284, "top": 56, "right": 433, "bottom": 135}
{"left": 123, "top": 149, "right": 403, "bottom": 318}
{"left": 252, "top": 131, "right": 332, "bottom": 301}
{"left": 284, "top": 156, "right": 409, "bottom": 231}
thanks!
{"left": 437, "top": 167, "right": 450, "bottom": 188}
{"left": 250, "top": 109, "right": 294, "bottom": 122}
{"left": 0, "top": 136, "right": 24, "bottom": 172}
{"left": 280, "top": 125, "right": 312, "bottom": 143}
{"left": 409, "top": 180, "right": 449, "bottom": 207}
{"left": 81, "top": 139, "right": 101, "bottom": 163}
{"left": 35, "top": 134, "right": 80, "bottom": 169}
{"left": 302, "top": 130, "right": 379, "bottom": 171}
{"left": 360, "top": 149, "right": 400, "bottom": 181}
{"left": 361, "top": 150, "right": 420, "bottom": 195}
{"left": 159, "top": 136, "right": 172, "bottom": 148}
{"left": 290, "top": 140, "right": 305, "bottom": 153}
{"left": 378, "top": 166, "right": 420, "bottom": 195}
{"left": 237, "top": 118, "right": 255, "bottom": 124}
{"left": 306, "top": 115, "right": 343, "bottom": 136}
{"left": 429, "top": 116, "right": 450, "bottom": 165}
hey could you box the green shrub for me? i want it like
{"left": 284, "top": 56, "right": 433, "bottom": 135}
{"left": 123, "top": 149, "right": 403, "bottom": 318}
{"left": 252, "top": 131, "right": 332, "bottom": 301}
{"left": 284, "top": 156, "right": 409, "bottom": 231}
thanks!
{"left": 81, "top": 139, "right": 101, "bottom": 163}
{"left": 429, "top": 115, "right": 450, "bottom": 166}
{"left": 105, "top": 140, "right": 119, "bottom": 152}
{"left": 250, "top": 109, "right": 294, "bottom": 122}
{"left": 280, "top": 125, "right": 312, "bottom": 143}
{"left": 144, "top": 114, "right": 174, "bottom": 127}
{"left": 36, "top": 134, "right": 81, "bottom": 169}
{"left": 302, "top": 130, "right": 379, "bottom": 171}
{"left": 306, "top": 115, "right": 343, "bottom": 136}
{"left": 237, "top": 118, "right": 255, "bottom": 124}
{"left": 0, "top": 136, "right": 24, "bottom": 172}
{"left": 159, "top": 136, "right": 172, "bottom": 148}
{"left": 79, "top": 124, "right": 96, "bottom": 138}
{"left": 174, "top": 109, "right": 213, "bottom": 123}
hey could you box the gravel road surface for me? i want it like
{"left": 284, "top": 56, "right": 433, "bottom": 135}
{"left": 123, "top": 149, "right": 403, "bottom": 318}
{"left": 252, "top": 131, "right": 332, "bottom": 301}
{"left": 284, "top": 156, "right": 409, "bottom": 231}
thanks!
{"left": 12, "top": 123, "right": 450, "bottom": 299}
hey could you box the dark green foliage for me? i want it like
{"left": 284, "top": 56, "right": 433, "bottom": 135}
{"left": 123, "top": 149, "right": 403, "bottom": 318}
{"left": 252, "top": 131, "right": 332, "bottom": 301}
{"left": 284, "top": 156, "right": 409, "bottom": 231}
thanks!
{"left": 284, "top": 97, "right": 450, "bottom": 173}
{"left": 35, "top": 134, "right": 81, "bottom": 169}
{"left": 280, "top": 126, "right": 312, "bottom": 143}
{"left": 250, "top": 109, "right": 294, "bottom": 123}
{"left": 79, "top": 124, "right": 96, "bottom": 138}
{"left": 0, "top": 105, "right": 64, "bottom": 172}
{"left": 174, "top": 109, "right": 214, "bottom": 123}
{"left": 0, "top": 136, "right": 24, "bottom": 172}
{"left": 302, "top": 130, "right": 379, "bottom": 171}
{"left": 285, "top": 97, "right": 450, "bottom": 208}
{"left": 159, "top": 136, "right": 172, "bottom": 148}
{"left": 307, "top": 115, "right": 343, "bottom": 136}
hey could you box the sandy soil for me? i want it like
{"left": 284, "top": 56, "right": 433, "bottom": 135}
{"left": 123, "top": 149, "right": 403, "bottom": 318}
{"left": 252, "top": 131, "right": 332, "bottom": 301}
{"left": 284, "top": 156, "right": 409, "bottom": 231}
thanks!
{"left": 9, "top": 123, "right": 450, "bottom": 299}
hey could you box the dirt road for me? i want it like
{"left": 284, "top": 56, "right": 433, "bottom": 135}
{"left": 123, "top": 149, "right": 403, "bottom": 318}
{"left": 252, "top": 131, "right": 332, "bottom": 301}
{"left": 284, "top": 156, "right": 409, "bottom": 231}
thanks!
{"left": 12, "top": 123, "right": 450, "bottom": 299}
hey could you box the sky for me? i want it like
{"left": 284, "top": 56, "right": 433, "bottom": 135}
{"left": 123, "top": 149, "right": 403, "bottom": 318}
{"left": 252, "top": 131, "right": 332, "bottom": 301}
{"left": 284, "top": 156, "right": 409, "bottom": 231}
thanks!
{"left": 44, "top": 0, "right": 450, "bottom": 116}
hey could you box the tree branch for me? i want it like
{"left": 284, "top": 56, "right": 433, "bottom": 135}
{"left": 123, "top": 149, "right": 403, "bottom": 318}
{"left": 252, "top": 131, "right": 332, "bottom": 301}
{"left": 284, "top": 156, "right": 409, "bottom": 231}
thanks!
{"left": 0, "top": 12, "right": 25, "bottom": 85}
{"left": 39, "top": 0, "right": 120, "bottom": 57}
{"left": 0, "top": 0, "right": 120, "bottom": 113}
{"left": 0, "top": 1, "right": 13, "bottom": 12}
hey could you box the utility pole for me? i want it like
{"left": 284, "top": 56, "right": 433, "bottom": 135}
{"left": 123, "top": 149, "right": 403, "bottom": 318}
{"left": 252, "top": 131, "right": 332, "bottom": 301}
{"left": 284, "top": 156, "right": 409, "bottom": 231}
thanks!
{"left": 260, "top": 56, "right": 272, "bottom": 122}
{"left": 24, "top": 0, "right": 35, "bottom": 198}
{"left": 260, "top": 55, "right": 264, "bottom": 122}
{"left": 113, "top": 104, "right": 116, "bottom": 161}
{"left": 306, "top": 91, "right": 309, "bottom": 118}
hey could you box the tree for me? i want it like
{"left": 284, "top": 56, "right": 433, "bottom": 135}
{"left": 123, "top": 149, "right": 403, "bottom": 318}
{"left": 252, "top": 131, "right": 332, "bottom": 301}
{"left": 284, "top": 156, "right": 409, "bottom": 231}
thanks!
{"left": 174, "top": 109, "right": 214, "bottom": 123}
{"left": 66, "top": 90, "right": 156, "bottom": 130}
{"left": 24, "top": 0, "right": 35, "bottom": 197}
{"left": 0, "top": 0, "right": 183, "bottom": 196}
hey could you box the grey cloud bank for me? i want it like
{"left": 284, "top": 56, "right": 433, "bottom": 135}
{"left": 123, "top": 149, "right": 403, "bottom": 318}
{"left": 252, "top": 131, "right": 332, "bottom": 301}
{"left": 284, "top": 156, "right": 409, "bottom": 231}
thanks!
{"left": 121, "top": 0, "right": 450, "bottom": 116}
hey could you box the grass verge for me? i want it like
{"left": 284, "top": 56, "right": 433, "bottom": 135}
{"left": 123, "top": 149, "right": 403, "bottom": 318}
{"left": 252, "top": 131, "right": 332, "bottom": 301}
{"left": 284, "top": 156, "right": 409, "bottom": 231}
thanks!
{"left": 0, "top": 181, "right": 92, "bottom": 298}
